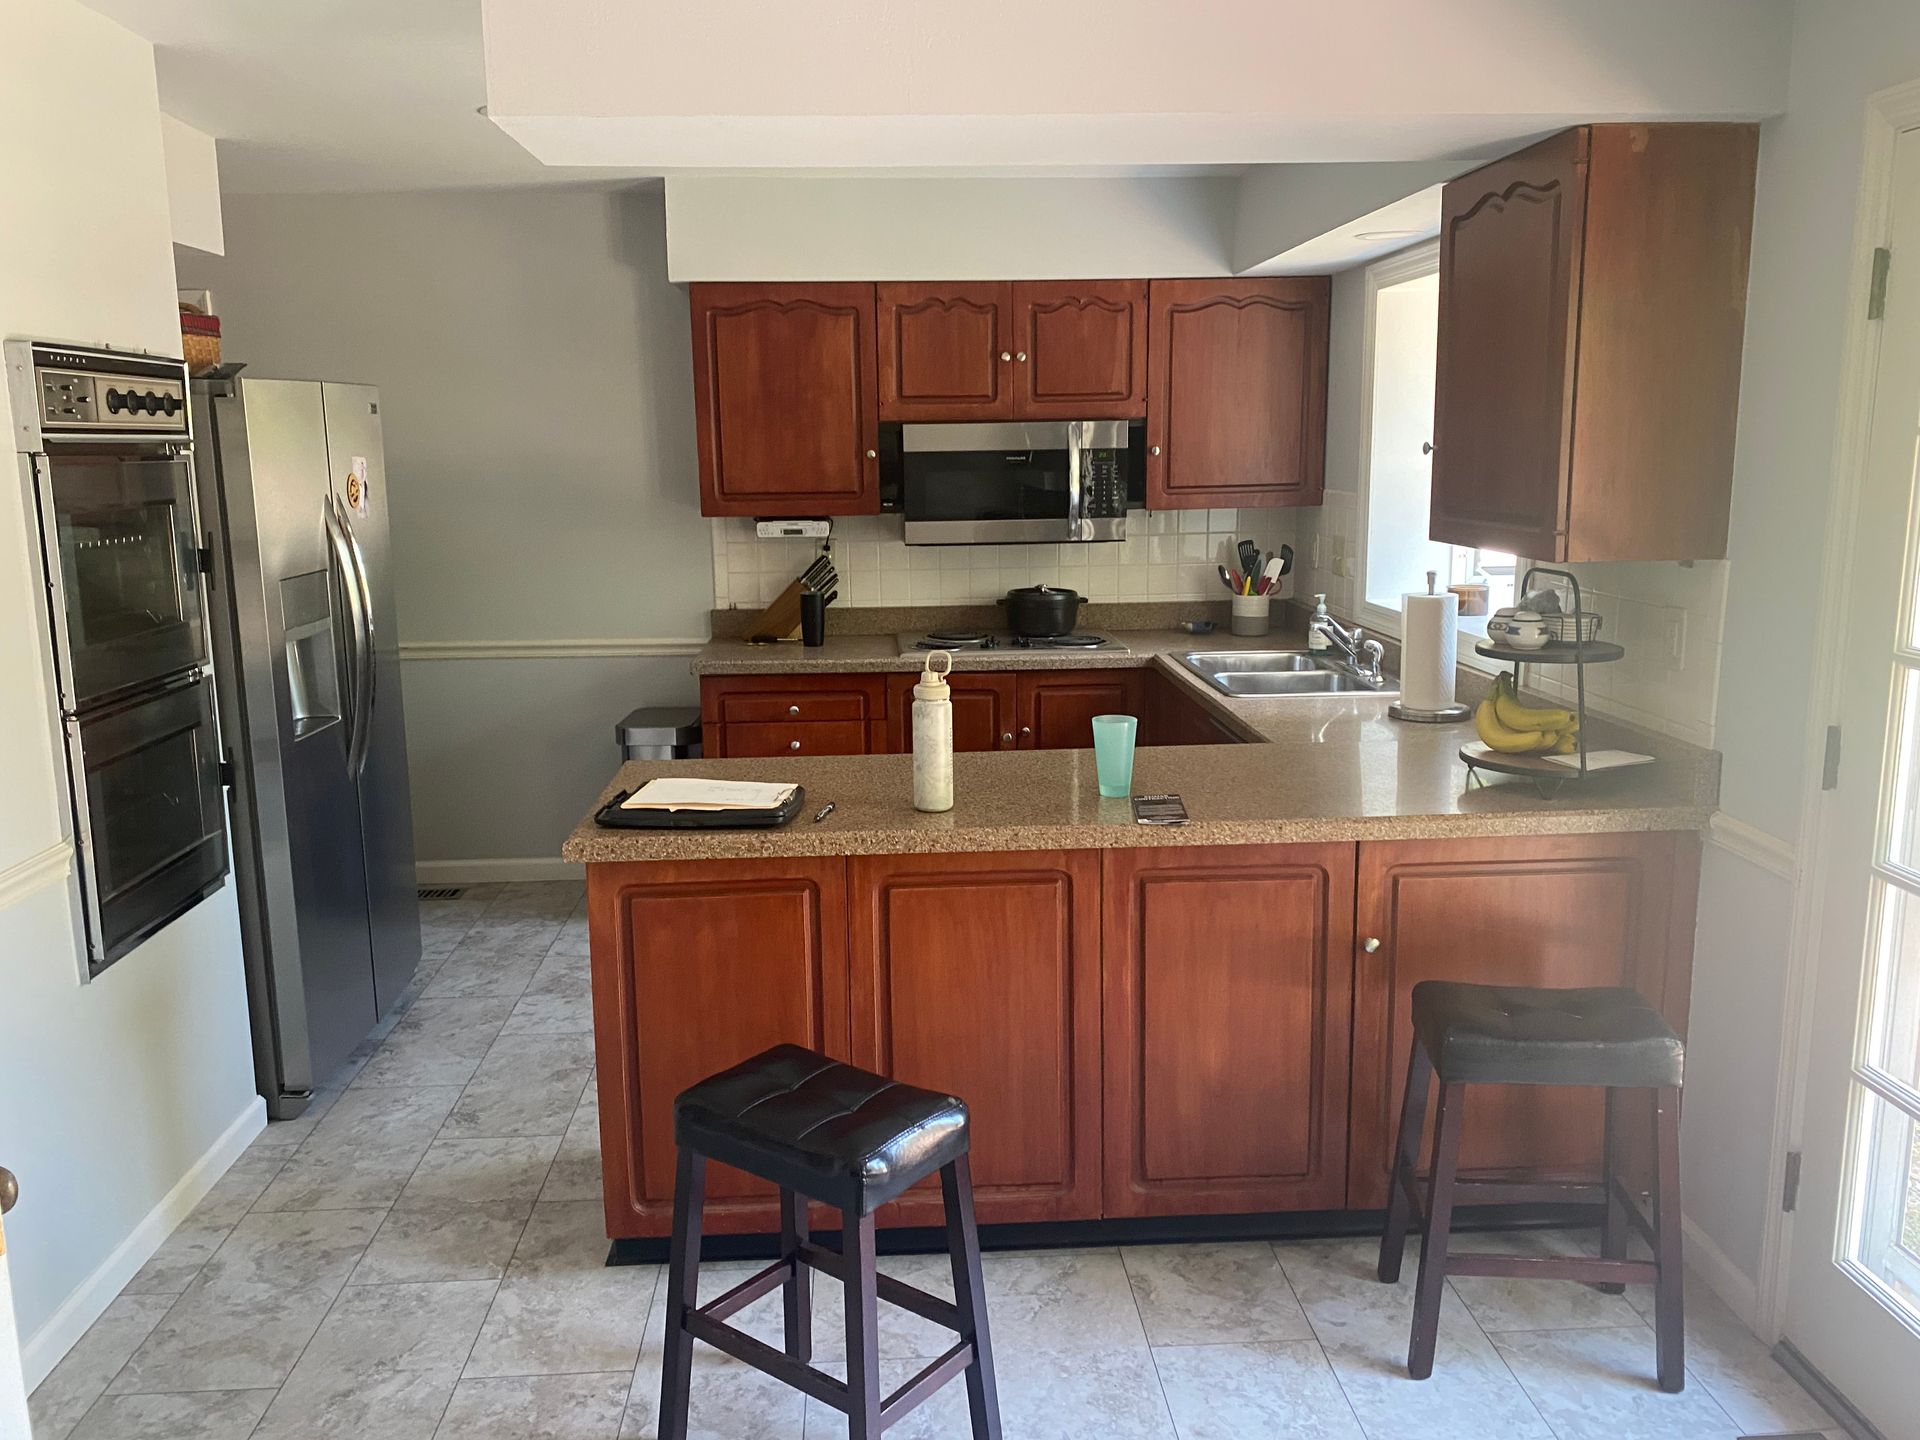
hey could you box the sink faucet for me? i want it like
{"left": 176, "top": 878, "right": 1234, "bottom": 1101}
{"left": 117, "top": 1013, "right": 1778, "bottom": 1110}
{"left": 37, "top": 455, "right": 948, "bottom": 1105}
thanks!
{"left": 1310, "top": 611, "right": 1386, "bottom": 683}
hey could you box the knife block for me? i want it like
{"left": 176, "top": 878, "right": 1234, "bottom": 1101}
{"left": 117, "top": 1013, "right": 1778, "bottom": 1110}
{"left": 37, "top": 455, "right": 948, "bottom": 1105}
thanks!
{"left": 744, "top": 580, "right": 807, "bottom": 644}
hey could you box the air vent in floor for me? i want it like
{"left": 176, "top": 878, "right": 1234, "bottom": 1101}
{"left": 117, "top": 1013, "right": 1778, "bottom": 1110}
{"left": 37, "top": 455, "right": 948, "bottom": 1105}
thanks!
{"left": 417, "top": 886, "right": 465, "bottom": 901}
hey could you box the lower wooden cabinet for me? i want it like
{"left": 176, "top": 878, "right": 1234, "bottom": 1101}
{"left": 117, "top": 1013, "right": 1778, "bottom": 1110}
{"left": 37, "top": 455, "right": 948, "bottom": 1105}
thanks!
{"left": 1017, "top": 671, "right": 1142, "bottom": 750}
{"left": 1101, "top": 845, "right": 1355, "bottom": 1216}
{"left": 884, "top": 671, "right": 1019, "bottom": 752}
{"left": 699, "top": 675, "right": 888, "bottom": 757}
{"left": 1346, "top": 831, "right": 1699, "bottom": 1208}
{"left": 587, "top": 857, "right": 849, "bottom": 1236}
{"left": 849, "top": 852, "right": 1103, "bottom": 1225}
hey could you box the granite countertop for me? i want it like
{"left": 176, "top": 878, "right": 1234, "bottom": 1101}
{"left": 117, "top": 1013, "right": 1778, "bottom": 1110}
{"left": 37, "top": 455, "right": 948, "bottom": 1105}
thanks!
{"left": 690, "top": 627, "right": 1302, "bottom": 675}
{"left": 563, "top": 631, "right": 1719, "bottom": 862}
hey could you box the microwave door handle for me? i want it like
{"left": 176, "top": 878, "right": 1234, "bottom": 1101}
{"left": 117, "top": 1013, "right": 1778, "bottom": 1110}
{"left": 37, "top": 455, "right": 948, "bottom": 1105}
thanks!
{"left": 323, "top": 497, "right": 365, "bottom": 769}
{"left": 1065, "top": 421, "right": 1089, "bottom": 541}
{"left": 339, "top": 505, "right": 377, "bottom": 778}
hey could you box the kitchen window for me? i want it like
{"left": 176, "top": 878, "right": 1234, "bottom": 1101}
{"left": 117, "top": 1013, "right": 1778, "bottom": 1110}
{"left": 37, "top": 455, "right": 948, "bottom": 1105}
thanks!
{"left": 1353, "top": 242, "right": 1513, "bottom": 653}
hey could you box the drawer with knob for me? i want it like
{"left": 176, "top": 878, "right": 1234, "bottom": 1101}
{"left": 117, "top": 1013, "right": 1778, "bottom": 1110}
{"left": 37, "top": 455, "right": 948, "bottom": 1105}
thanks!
{"left": 722, "top": 721, "right": 868, "bottom": 758}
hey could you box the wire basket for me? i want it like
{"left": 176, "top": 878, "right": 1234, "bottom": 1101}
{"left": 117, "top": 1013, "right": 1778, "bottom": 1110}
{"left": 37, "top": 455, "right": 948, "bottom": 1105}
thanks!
{"left": 1541, "top": 611, "right": 1602, "bottom": 644}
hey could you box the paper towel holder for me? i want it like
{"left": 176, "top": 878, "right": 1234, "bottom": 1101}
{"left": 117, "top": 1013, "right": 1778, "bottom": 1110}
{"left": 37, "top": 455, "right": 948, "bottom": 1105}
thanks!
{"left": 1389, "top": 571, "right": 1472, "bottom": 723}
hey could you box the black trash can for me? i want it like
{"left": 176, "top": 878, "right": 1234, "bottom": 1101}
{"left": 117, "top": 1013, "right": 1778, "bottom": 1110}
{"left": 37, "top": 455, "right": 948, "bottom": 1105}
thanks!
{"left": 616, "top": 706, "right": 702, "bottom": 761}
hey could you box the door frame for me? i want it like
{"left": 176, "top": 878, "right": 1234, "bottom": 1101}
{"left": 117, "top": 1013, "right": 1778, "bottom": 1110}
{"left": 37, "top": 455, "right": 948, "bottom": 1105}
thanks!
{"left": 1760, "top": 75, "right": 1920, "bottom": 1347}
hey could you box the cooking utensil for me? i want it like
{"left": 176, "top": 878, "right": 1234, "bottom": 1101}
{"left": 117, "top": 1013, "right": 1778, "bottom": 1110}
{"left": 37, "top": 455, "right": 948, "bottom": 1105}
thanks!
{"left": 999, "top": 584, "right": 1084, "bottom": 637}
{"left": 1278, "top": 543, "right": 1294, "bottom": 576}
{"left": 1260, "top": 556, "right": 1284, "bottom": 594}
{"left": 1237, "top": 539, "right": 1261, "bottom": 579}
{"left": 1218, "top": 564, "right": 1237, "bottom": 593}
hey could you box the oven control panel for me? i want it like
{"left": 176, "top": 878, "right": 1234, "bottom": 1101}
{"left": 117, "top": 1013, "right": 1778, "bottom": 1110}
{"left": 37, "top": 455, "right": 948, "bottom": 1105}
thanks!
{"left": 23, "top": 345, "right": 190, "bottom": 440}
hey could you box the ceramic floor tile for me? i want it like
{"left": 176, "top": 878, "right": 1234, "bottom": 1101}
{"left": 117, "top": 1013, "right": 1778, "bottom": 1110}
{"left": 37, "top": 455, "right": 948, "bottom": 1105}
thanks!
{"left": 297, "top": 1280, "right": 499, "bottom": 1377}
{"left": 500, "top": 990, "right": 594, "bottom": 1035}
{"left": 539, "top": 1082, "right": 603, "bottom": 1203}
{"left": 252, "top": 1082, "right": 459, "bottom": 1212}
{"left": 442, "top": 1033, "right": 593, "bottom": 1139}
{"left": 184, "top": 1150, "right": 286, "bottom": 1226}
{"left": 523, "top": 951, "right": 590, "bottom": 998}
{"left": 1446, "top": 1227, "right": 1646, "bottom": 1334}
{"left": 120, "top": 1219, "right": 231, "bottom": 1296}
{"left": 1631, "top": 1283, "right": 1833, "bottom": 1435}
{"left": 28, "top": 1294, "right": 177, "bottom": 1440}
{"left": 463, "top": 1202, "right": 657, "bottom": 1378}
{"left": 489, "top": 881, "right": 584, "bottom": 918}
{"left": 108, "top": 1282, "right": 345, "bottom": 1394}
{"left": 436, "top": 1372, "right": 629, "bottom": 1439}
{"left": 1121, "top": 1241, "right": 1314, "bottom": 1346}
{"left": 399, "top": 1135, "right": 562, "bottom": 1209}
{"left": 975, "top": 1247, "right": 1149, "bottom": 1355}
{"left": 1153, "top": 1340, "right": 1365, "bottom": 1440}
{"left": 355, "top": 1202, "right": 535, "bottom": 1285}
{"left": 459, "top": 917, "right": 568, "bottom": 956}
{"left": 295, "top": 1082, "right": 471, "bottom": 1160}
{"left": 191, "top": 1206, "right": 389, "bottom": 1292}
{"left": 351, "top": 997, "right": 517, "bottom": 1089}
{"left": 425, "top": 950, "right": 546, "bottom": 1000}
{"left": 1491, "top": 1326, "right": 1742, "bottom": 1440}
{"left": 809, "top": 1251, "right": 959, "bottom": 1364}
{"left": 252, "top": 1364, "right": 462, "bottom": 1440}
{"left": 545, "top": 916, "right": 592, "bottom": 958}
{"left": 67, "top": 1388, "right": 276, "bottom": 1440}
{"left": 623, "top": 1352, "right": 807, "bottom": 1440}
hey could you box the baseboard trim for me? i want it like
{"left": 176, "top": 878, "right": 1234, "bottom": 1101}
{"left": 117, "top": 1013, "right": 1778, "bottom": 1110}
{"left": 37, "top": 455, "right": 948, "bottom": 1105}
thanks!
{"left": 1682, "top": 1213, "right": 1760, "bottom": 1329}
{"left": 1707, "top": 812, "right": 1798, "bottom": 882}
{"left": 1772, "top": 1339, "right": 1884, "bottom": 1440}
{"left": 415, "top": 857, "right": 582, "bottom": 885}
{"left": 20, "top": 1096, "right": 266, "bottom": 1390}
{"left": 0, "top": 841, "right": 72, "bottom": 913}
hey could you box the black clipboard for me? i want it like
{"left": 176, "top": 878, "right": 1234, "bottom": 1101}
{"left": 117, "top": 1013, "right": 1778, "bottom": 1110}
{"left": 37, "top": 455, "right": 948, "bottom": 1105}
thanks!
{"left": 593, "top": 785, "right": 807, "bottom": 831}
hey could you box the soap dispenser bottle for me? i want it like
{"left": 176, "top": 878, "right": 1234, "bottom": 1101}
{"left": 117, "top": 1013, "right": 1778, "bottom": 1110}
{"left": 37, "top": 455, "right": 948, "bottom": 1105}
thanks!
{"left": 1308, "top": 593, "right": 1333, "bottom": 652}
{"left": 912, "top": 649, "right": 954, "bottom": 813}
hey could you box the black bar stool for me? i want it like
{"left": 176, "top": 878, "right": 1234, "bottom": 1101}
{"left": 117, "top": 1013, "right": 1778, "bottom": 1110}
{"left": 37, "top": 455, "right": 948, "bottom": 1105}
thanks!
{"left": 659, "top": 1044, "right": 1002, "bottom": 1440}
{"left": 1378, "top": 981, "right": 1686, "bottom": 1391}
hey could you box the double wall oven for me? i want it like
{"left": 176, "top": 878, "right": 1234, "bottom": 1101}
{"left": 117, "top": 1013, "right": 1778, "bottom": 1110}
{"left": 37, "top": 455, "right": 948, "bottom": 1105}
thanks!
{"left": 8, "top": 341, "right": 228, "bottom": 973}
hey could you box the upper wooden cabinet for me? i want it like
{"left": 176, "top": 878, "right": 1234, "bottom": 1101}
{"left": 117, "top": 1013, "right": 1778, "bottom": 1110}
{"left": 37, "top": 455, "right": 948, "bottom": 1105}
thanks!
{"left": 1430, "top": 124, "right": 1759, "bottom": 561}
{"left": 1146, "top": 277, "right": 1331, "bottom": 510}
{"left": 876, "top": 281, "right": 1147, "bottom": 422}
{"left": 690, "top": 283, "right": 881, "bottom": 517}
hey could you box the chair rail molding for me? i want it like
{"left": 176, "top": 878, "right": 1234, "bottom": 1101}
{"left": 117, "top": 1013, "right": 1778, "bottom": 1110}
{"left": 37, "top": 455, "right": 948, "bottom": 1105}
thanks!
{"left": 398, "top": 637, "right": 706, "bottom": 661}
{"left": 1706, "top": 811, "right": 1797, "bottom": 882}
{"left": 0, "top": 842, "right": 72, "bottom": 913}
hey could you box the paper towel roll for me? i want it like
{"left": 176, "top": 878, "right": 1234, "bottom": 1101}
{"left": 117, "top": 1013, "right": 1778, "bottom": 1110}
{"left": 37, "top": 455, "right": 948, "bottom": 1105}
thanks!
{"left": 1400, "top": 591, "right": 1459, "bottom": 713}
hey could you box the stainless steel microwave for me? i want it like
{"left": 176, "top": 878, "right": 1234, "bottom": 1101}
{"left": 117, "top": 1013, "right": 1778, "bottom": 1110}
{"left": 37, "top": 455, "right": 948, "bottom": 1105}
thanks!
{"left": 890, "top": 419, "right": 1141, "bottom": 545}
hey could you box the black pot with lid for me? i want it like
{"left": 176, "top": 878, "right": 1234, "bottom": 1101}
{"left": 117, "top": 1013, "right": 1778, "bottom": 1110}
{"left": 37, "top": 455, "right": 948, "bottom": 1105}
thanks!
{"left": 1000, "top": 584, "right": 1085, "bottom": 638}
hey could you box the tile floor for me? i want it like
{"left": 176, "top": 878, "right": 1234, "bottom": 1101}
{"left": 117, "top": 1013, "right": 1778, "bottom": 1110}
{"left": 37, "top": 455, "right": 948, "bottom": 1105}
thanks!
{"left": 29, "top": 881, "right": 1846, "bottom": 1440}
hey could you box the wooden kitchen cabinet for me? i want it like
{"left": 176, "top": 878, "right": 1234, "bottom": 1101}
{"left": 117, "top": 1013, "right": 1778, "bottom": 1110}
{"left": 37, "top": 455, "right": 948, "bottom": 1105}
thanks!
{"left": 699, "top": 675, "right": 888, "bottom": 757}
{"left": 690, "top": 283, "right": 881, "bottom": 517}
{"left": 876, "top": 283, "right": 1016, "bottom": 421}
{"left": 885, "top": 671, "right": 1020, "bottom": 752}
{"left": 1010, "top": 281, "right": 1148, "bottom": 419}
{"left": 587, "top": 857, "right": 850, "bottom": 1236}
{"left": 1146, "top": 277, "right": 1330, "bottom": 509}
{"left": 1102, "top": 845, "right": 1356, "bottom": 1215}
{"left": 1016, "top": 670, "right": 1142, "bottom": 750}
{"left": 849, "top": 851, "right": 1104, "bottom": 1224}
{"left": 1346, "top": 831, "right": 1700, "bottom": 1208}
{"left": 1429, "top": 124, "right": 1758, "bottom": 561}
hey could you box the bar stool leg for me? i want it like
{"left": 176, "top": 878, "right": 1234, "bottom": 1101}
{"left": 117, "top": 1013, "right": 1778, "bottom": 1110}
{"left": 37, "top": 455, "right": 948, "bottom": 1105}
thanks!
{"left": 844, "top": 1209, "right": 882, "bottom": 1440}
{"left": 779, "top": 1187, "right": 811, "bottom": 1362}
{"left": 1597, "top": 1087, "right": 1627, "bottom": 1293}
{"left": 1408, "top": 1080, "right": 1465, "bottom": 1380}
{"left": 658, "top": 1146, "right": 705, "bottom": 1440}
{"left": 1652, "top": 1086, "right": 1686, "bottom": 1393}
{"left": 1379, "top": 1041, "right": 1434, "bottom": 1284}
{"left": 941, "top": 1155, "right": 1003, "bottom": 1440}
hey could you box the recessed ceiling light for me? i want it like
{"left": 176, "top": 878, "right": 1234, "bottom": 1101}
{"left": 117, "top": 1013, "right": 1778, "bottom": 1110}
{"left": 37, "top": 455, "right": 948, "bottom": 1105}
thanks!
{"left": 1353, "top": 229, "right": 1423, "bottom": 241}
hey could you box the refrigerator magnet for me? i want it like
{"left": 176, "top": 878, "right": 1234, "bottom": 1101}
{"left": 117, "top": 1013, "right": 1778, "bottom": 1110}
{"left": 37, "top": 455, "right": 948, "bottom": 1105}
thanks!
{"left": 346, "top": 456, "right": 371, "bottom": 517}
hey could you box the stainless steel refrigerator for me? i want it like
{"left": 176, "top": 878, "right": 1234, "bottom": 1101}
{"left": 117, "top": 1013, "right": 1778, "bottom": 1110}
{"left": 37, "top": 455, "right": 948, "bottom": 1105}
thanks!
{"left": 194, "top": 376, "right": 421, "bottom": 1118}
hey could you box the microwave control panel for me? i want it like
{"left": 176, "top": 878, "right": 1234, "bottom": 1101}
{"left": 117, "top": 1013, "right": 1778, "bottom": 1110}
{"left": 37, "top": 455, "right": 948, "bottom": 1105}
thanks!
{"left": 17, "top": 344, "right": 191, "bottom": 441}
{"left": 1083, "top": 449, "right": 1127, "bottom": 518}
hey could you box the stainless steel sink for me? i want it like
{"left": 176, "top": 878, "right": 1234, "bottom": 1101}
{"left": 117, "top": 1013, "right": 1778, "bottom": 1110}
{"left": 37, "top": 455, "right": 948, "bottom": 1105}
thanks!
{"left": 1176, "top": 649, "right": 1398, "bottom": 698}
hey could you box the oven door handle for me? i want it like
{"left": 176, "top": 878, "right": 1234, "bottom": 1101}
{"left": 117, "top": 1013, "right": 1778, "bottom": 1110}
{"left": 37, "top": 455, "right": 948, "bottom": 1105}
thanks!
{"left": 337, "top": 500, "right": 376, "bottom": 779}
{"left": 323, "top": 496, "right": 368, "bottom": 773}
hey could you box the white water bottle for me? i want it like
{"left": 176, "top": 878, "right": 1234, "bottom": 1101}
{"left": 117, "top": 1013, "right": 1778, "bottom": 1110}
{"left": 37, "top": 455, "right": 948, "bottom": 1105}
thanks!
{"left": 912, "top": 650, "right": 954, "bottom": 813}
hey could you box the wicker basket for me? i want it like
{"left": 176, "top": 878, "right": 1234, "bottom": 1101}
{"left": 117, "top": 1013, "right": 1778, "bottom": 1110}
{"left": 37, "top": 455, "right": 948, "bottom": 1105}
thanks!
{"left": 180, "top": 310, "right": 221, "bottom": 373}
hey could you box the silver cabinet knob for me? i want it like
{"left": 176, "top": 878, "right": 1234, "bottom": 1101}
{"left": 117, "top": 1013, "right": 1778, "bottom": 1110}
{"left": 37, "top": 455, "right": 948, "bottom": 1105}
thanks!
{"left": 865, "top": 449, "right": 877, "bottom": 460}
{"left": 1015, "top": 351, "right": 1028, "bottom": 363}
{"left": 788, "top": 705, "right": 800, "bottom": 716}
{"left": 0, "top": 1166, "right": 16, "bottom": 1215}
{"left": 1150, "top": 445, "right": 1162, "bottom": 456}
{"left": 1000, "top": 351, "right": 1012, "bottom": 362}
{"left": 1019, "top": 726, "right": 1032, "bottom": 737}
{"left": 1362, "top": 937, "right": 1382, "bottom": 953}
{"left": 1001, "top": 732, "right": 1014, "bottom": 744}
{"left": 1421, "top": 441, "right": 1434, "bottom": 455}
{"left": 789, "top": 740, "right": 801, "bottom": 751}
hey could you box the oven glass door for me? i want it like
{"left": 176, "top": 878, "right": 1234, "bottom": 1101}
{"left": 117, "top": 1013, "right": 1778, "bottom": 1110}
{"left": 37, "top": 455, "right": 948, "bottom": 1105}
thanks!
{"left": 42, "top": 454, "right": 206, "bottom": 711}
{"left": 71, "top": 673, "right": 228, "bottom": 968}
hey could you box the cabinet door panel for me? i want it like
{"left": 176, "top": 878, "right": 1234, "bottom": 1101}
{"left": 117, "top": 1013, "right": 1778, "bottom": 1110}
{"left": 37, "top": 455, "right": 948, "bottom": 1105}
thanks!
{"left": 589, "top": 859, "right": 849, "bottom": 1237}
{"left": 877, "top": 283, "right": 1014, "bottom": 421}
{"left": 849, "top": 852, "right": 1102, "bottom": 1224}
{"left": 885, "top": 671, "right": 1017, "bottom": 752}
{"left": 1012, "top": 281, "right": 1148, "bottom": 418}
{"left": 691, "top": 283, "right": 879, "bottom": 516}
{"left": 1017, "top": 671, "right": 1141, "bottom": 750}
{"left": 1428, "top": 129, "right": 1587, "bottom": 560}
{"left": 1147, "top": 278, "right": 1330, "bottom": 509}
{"left": 1349, "top": 831, "right": 1697, "bottom": 1208}
{"left": 1103, "top": 845, "right": 1355, "bottom": 1215}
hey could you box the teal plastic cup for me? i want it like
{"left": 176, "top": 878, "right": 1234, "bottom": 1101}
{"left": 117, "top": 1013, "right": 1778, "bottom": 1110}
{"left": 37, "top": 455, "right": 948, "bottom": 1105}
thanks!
{"left": 1091, "top": 714, "right": 1139, "bottom": 798}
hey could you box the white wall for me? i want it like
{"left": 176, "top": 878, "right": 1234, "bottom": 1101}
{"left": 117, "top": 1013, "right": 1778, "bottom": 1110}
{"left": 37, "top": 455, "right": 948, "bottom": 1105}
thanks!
{"left": 0, "top": 0, "right": 259, "bottom": 1382}
{"left": 665, "top": 175, "right": 1239, "bottom": 281}
{"left": 160, "top": 113, "right": 223, "bottom": 255}
{"left": 178, "top": 187, "right": 710, "bottom": 870}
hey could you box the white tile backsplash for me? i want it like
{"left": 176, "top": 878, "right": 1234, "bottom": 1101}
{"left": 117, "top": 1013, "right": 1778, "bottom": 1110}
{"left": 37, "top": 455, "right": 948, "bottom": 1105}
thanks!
{"left": 710, "top": 510, "right": 1300, "bottom": 611}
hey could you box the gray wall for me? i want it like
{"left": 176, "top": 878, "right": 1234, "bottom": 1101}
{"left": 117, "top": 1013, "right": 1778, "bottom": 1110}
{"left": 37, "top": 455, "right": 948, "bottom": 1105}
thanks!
{"left": 180, "top": 187, "right": 709, "bottom": 870}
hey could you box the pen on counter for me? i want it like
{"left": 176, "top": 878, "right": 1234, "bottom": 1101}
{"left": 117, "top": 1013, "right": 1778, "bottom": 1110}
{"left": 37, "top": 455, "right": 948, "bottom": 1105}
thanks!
{"left": 812, "top": 802, "right": 837, "bottom": 823}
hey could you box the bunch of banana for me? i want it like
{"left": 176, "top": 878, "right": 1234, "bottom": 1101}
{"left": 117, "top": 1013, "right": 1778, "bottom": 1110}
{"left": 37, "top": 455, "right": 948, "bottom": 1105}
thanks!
{"left": 1474, "top": 673, "right": 1580, "bottom": 755}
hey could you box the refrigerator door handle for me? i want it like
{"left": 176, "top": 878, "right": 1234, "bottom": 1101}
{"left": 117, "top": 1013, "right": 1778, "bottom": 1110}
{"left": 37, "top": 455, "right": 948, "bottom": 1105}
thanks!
{"left": 339, "top": 501, "right": 377, "bottom": 779}
{"left": 323, "top": 496, "right": 367, "bottom": 768}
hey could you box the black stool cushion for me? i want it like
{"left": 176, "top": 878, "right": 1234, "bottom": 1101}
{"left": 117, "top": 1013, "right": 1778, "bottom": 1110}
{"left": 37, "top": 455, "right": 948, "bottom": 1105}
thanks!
{"left": 674, "top": 1045, "right": 969, "bottom": 1214}
{"left": 1412, "top": 981, "right": 1684, "bottom": 1088}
